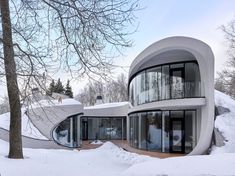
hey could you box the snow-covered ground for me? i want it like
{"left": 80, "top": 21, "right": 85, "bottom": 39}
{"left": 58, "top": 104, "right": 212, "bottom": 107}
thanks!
{"left": 0, "top": 140, "right": 151, "bottom": 176}
{"left": 0, "top": 139, "right": 235, "bottom": 176}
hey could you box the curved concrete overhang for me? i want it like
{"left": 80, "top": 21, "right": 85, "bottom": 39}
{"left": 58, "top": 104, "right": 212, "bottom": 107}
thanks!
{"left": 83, "top": 102, "right": 130, "bottom": 117}
{"left": 28, "top": 103, "right": 83, "bottom": 139}
{"left": 128, "top": 36, "right": 215, "bottom": 155}
{"left": 128, "top": 98, "right": 206, "bottom": 114}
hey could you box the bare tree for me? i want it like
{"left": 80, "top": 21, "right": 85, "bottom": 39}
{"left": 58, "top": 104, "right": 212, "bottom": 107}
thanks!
{"left": 0, "top": 0, "right": 138, "bottom": 158}
{"left": 215, "top": 18, "right": 235, "bottom": 98}
{"left": 76, "top": 73, "right": 128, "bottom": 105}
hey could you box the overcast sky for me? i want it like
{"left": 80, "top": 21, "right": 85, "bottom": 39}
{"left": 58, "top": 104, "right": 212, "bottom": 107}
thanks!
{"left": 1, "top": 0, "right": 235, "bottom": 99}
{"left": 115, "top": 0, "right": 235, "bottom": 72}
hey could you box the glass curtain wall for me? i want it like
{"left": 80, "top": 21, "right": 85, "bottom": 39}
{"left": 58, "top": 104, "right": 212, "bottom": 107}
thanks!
{"left": 129, "top": 61, "right": 201, "bottom": 106}
{"left": 52, "top": 114, "right": 81, "bottom": 148}
{"left": 81, "top": 117, "right": 126, "bottom": 140}
{"left": 129, "top": 110, "right": 197, "bottom": 154}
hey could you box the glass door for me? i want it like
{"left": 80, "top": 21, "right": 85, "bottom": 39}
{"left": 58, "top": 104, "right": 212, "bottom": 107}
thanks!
{"left": 170, "top": 68, "right": 184, "bottom": 98}
{"left": 170, "top": 118, "right": 185, "bottom": 153}
{"left": 81, "top": 119, "right": 88, "bottom": 140}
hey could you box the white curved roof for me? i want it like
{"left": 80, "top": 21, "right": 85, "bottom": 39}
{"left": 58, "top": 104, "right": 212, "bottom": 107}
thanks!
{"left": 129, "top": 36, "right": 213, "bottom": 79}
{"left": 85, "top": 102, "right": 129, "bottom": 109}
{"left": 28, "top": 99, "right": 83, "bottom": 139}
{"left": 84, "top": 102, "right": 130, "bottom": 117}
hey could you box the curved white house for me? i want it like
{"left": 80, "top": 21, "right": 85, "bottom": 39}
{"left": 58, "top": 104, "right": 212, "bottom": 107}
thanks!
{"left": 128, "top": 36, "right": 214, "bottom": 155}
{"left": 27, "top": 100, "right": 129, "bottom": 148}
{"left": 0, "top": 36, "right": 215, "bottom": 155}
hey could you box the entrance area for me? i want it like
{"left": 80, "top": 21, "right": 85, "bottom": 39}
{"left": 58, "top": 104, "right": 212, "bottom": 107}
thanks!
{"left": 170, "top": 118, "right": 184, "bottom": 153}
{"left": 81, "top": 117, "right": 126, "bottom": 141}
{"left": 129, "top": 110, "right": 197, "bottom": 154}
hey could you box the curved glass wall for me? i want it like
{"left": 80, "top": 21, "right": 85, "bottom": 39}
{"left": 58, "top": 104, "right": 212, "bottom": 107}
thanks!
{"left": 129, "top": 110, "right": 197, "bottom": 154}
{"left": 129, "top": 61, "right": 201, "bottom": 106}
{"left": 52, "top": 114, "right": 81, "bottom": 148}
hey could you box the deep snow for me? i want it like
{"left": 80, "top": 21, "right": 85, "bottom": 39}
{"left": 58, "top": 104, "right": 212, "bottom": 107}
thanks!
{"left": 0, "top": 140, "right": 151, "bottom": 176}
{"left": 212, "top": 90, "right": 235, "bottom": 154}
{"left": 0, "top": 139, "right": 235, "bottom": 176}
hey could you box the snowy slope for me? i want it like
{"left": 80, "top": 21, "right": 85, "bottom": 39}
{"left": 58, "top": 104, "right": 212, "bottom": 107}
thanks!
{"left": 212, "top": 90, "right": 235, "bottom": 154}
{"left": 0, "top": 110, "right": 47, "bottom": 140}
{"left": 0, "top": 98, "right": 81, "bottom": 140}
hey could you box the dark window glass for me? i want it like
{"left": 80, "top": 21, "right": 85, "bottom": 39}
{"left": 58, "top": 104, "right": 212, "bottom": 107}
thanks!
{"left": 185, "top": 63, "right": 201, "bottom": 97}
{"left": 140, "top": 112, "right": 147, "bottom": 149}
{"left": 162, "top": 111, "right": 170, "bottom": 152}
{"left": 146, "top": 67, "right": 161, "bottom": 102}
{"left": 133, "top": 114, "right": 139, "bottom": 147}
{"left": 53, "top": 115, "right": 80, "bottom": 147}
{"left": 146, "top": 111, "right": 162, "bottom": 151}
{"left": 171, "top": 111, "right": 184, "bottom": 118}
{"left": 185, "top": 110, "right": 197, "bottom": 153}
{"left": 170, "top": 68, "right": 184, "bottom": 99}
{"left": 161, "top": 65, "right": 170, "bottom": 100}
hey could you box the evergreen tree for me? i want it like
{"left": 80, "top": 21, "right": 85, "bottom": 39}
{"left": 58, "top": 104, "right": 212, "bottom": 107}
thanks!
{"left": 65, "top": 79, "right": 73, "bottom": 98}
{"left": 55, "top": 78, "right": 65, "bottom": 94}
{"left": 48, "top": 79, "right": 55, "bottom": 96}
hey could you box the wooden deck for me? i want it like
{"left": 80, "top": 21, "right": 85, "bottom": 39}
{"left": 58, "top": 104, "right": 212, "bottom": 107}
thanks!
{"left": 79, "top": 140, "right": 184, "bottom": 158}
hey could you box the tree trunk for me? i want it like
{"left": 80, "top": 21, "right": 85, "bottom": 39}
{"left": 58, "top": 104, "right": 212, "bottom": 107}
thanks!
{"left": 0, "top": 0, "right": 23, "bottom": 158}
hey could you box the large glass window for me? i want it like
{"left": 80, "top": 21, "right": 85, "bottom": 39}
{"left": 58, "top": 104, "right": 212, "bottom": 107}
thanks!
{"left": 185, "top": 111, "right": 197, "bottom": 153}
{"left": 162, "top": 111, "right": 170, "bottom": 152}
{"left": 185, "top": 63, "right": 201, "bottom": 97}
{"left": 129, "top": 61, "right": 201, "bottom": 106}
{"left": 80, "top": 117, "right": 126, "bottom": 141}
{"left": 161, "top": 65, "right": 170, "bottom": 100}
{"left": 146, "top": 111, "right": 162, "bottom": 151}
{"left": 170, "top": 66, "right": 184, "bottom": 99}
{"left": 140, "top": 112, "right": 147, "bottom": 149}
{"left": 129, "top": 110, "right": 197, "bottom": 154}
{"left": 53, "top": 115, "right": 81, "bottom": 148}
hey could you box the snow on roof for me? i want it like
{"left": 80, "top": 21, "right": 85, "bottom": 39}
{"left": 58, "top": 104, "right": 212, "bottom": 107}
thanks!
{"left": 30, "top": 98, "right": 82, "bottom": 109}
{"left": 84, "top": 101, "right": 129, "bottom": 109}
{"left": 0, "top": 110, "right": 48, "bottom": 140}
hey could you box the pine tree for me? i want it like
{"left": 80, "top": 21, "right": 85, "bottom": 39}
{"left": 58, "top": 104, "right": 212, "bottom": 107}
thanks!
{"left": 48, "top": 79, "right": 55, "bottom": 96}
{"left": 55, "top": 78, "right": 65, "bottom": 94}
{"left": 65, "top": 79, "right": 73, "bottom": 98}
